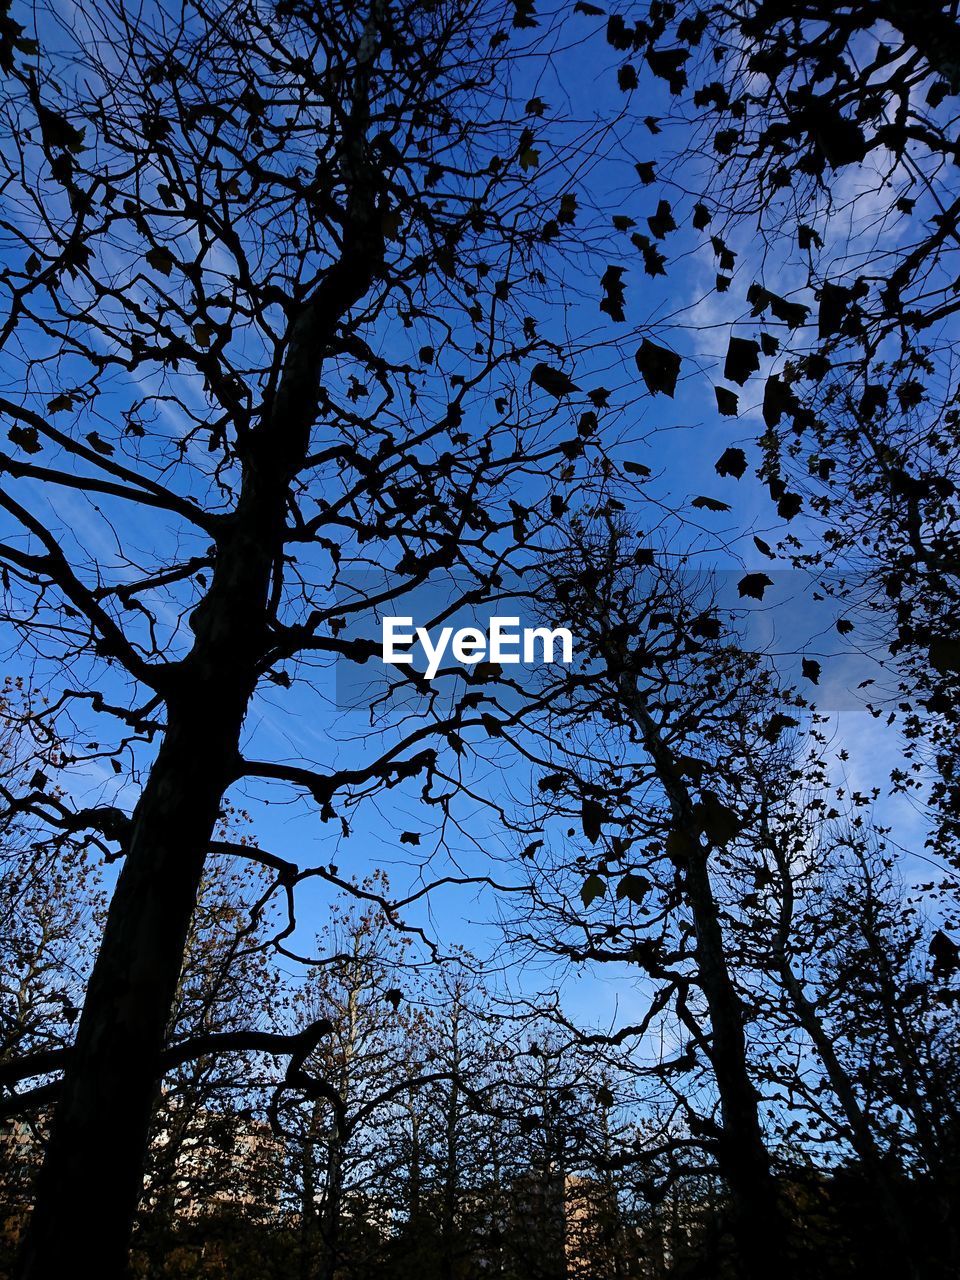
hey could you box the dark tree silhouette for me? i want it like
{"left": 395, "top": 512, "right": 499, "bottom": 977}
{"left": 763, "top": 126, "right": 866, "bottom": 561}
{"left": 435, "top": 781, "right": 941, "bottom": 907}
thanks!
{"left": 3, "top": 1, "right": 960, "bottom": 1276}
{"left": 513, "top": 531, "right": 802, "bottom": 1279}
{"left": 589, "top": 0, "right": 960, "bottom": 863}
{"left": 0, "top": 0, "right": 619, "bottom": 1271}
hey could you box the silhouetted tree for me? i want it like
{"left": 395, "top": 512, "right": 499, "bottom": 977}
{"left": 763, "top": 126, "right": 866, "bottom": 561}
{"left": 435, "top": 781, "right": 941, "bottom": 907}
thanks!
{"left": 0, "top": 0, "right": 624, "bottom": 1272}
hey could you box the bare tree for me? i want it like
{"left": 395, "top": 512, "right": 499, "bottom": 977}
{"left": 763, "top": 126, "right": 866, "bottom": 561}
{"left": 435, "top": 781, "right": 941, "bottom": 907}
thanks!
{"left": 0, "top": 0, "right": 624, "bottom": 1271}
{"left": 516, "top": 528, "right": 810, "bottom": 1278}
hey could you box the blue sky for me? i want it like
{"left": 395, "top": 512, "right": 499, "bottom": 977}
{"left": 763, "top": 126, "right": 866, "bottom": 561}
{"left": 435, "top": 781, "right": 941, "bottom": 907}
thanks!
{"left": 0, "top": 0, "right": 942, "bottom": 1048}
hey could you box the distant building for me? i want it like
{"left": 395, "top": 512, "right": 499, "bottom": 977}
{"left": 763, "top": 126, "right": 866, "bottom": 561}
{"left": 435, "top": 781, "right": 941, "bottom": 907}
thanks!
{"left": 501, "top": 1170, "right": 633, "bottom": 1280}
{"left": 1, "top": 1105, "right": 284, "bottom": 1226}
{"left": 147, "top": 1104, "right": 285, "bottom": 1221}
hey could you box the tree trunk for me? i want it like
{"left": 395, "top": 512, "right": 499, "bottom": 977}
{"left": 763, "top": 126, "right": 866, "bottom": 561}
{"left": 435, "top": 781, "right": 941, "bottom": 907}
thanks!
{"left": 320, "top": 1135, "right": 344, "bottom": 1280}
{"left": 15, "top": 287, "right": 343, "bottom": 1279}
{"left": 440, "top": 1007, "right": 460, "bottom": 1280}
{"left": 618, "top": 681, "right": 793, "bottom": 1280}
{"left": 679, "top": 841, "right": 791, "bottom": 1280}
{"left": 763, "top": 816, "right": 920, "bottom": 1278}
{"left": 15, "top": 689, "right": 254, "bottom": 1277}
{"left": 300, "top": 1100, "right": 325, "bottom": 1280}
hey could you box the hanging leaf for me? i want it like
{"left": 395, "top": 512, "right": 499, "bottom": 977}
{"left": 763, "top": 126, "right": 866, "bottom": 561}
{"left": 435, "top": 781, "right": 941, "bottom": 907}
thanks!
{"left": 635, "top": 340, "right": 681, "bottom": 397}
{"left": 666, "top": 829, "right": 693, "bottom": 863}
{"left": 777, "top": 491, "right": 803, "bottom": 520}
{"left": 146, "top": 246, "right": 176, "bottom": 276}
{"left": 635, "top": 161, "right": 656, "bottom": 185}
{"left": 646, "top": 47, "right": 689, "bottom": 94}
{"left": 710, "top": 236, "right": 736, "bottom": 270}
{"left": 696, "top": 792, "right": 741, "bottom": 844}
{"left": 380, "top": 209, "right": 401, "bottom": 239}
{"left": 817, "top": 283, "right": 852, "bottom": 338}
{"left": 929, "top": 639, "right": 960, "bottom": 675}
{"left": 930, "top": 930, "right": 960, "bottom": 980}
{"left": 38, "top": 105, "right": 86, "bottom": 154}
{"left": 797, "top": 224, "right": 823, "bottom": 251}
{"left": 512, "top": 0, "right": 538, "bottom": 28}
{"left": 714, "top": 128, "right": 739, "bottom": 155}
{"left": 530, "top": 363, "right": 578, "bottom": 397}
{"left": 538, "top": 772, "right": 566, "bottom": 794}
{"left": 896, "top": 380, "right": 924, "bottom": 411}
{"left": 715, "top": 447, "right": 747, "bottom": 478}
{"left": 558, "top": 192, "right": 578, "bottom": 224}
{"left": 859, "top": 384, "right": 887, "bottom": 418}
{"left": 694, "top": 81, "right": 729, "bottom": 111}
{"left": 762, "top": 712, "right": 799, "bottom": 741}
{"left": 801, "top": 657, "right": 821, "bottom": 684}
{"left": 815, "top": 114, "right": 866, "bottom": 168}
{"left": 724, "top": 337, "right": 760, "bottom": 385}
{"left": 86, "top": 432, "right": 114, "bottom": 456}
{"left": 8, "top": 425, "right": 41, "bottom": 454}
{"left": 692, "top": 609, "right": 723, "bottom": 640}
{"left": 691, "top": 612, "right": 722, "bottom": 640}
{"left": 647, "top": 200, "right": 677, "bottom": 239}
{"left": 616, "top": 873, "right": 651, "bottom": 903}
{"left": 692, "top": 495, "right": 730, "bottom": 512}
{"left": 715, "top": 386, "right": 739, "bottom": 416}
{"left": 605, "top": 14, "right": 632, "bottom": 47}
{"left": 746, "top": 283, "right": 809, "bottom": 329}
{"left": 738, "top": 572, "right": 772, "bottom": 600}
{"left": 580, "top": 873, "right": 607, "bottom": 908}
{"left": 760, "top": 332, "right": 780, "bottom": 357}
{"left": 599, "top": 265, "right": 626, "bottom": 321}
{"left": 631, "top": 233, "right": 666, "bottom": 277}
{"left": 762, "top": 375, "right": 791, "bottom": 428}
{"left": 581, "top": 797, "right": 606, "bottom": 844}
